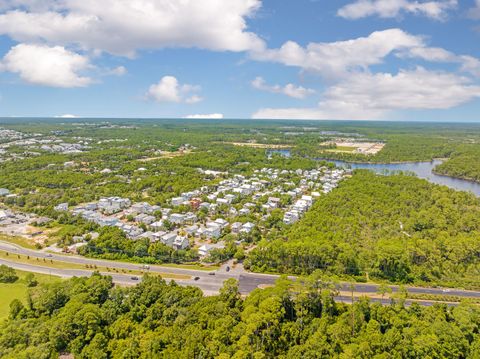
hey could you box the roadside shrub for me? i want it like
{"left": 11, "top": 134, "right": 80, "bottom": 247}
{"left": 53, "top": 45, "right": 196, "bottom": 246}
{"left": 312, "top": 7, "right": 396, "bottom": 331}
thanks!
{"left": 0, "top": 265, "right": 18, "bottom": 283}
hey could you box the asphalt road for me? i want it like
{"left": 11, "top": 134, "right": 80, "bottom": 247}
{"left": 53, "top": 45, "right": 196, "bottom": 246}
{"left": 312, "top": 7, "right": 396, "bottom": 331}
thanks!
{"left": 1, "top": 240, "right": 478, "bottom": 304}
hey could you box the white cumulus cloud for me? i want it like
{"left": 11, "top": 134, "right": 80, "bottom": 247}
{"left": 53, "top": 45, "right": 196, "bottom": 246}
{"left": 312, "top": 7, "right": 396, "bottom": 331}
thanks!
{"left": 398, "top": 47, "right": 480, "bottom": 77}
{"left": 108, "top": 66, "right": 127, "bottom": 76}
{"left": 338, "top": 0, "right": 457, "bottom": 20}
{"left": 253, "top": 68, "right": 480, "bottom": 120}
{"left": 251, "top": 77, "right": 315, "bottom": 99}
{"left": 251, "top": 28, "right": 480, "bottom": 120}
{"left": 184, "top": 113, "right": 224, "bottom": 119}
{"left": 0, "top": 43, "right": 92, "bottom": 87}
{"left": 146, "top": 76, "right": 203, "bottom": 104}
{"left": 0, "top": 0, "right": 264, "bottom": 57}
{"left": 54, "top": 114, "right": 78, "bottom": 118}
{"left": 252, "top": 29, "right": 423, "bottom": 79}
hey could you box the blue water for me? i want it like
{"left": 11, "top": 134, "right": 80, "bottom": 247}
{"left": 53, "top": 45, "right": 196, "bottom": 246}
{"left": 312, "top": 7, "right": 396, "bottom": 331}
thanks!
{"left": 266, "top": 149, "right": 480, "bottom": 196}
{"left": 332, "top": 159, "right": 480, "bottom": 196}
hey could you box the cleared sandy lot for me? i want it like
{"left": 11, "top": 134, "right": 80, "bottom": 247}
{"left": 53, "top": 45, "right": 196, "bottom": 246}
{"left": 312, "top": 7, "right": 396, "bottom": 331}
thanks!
{"left": 323, "top": 140, "right": 385, "bottom": 155}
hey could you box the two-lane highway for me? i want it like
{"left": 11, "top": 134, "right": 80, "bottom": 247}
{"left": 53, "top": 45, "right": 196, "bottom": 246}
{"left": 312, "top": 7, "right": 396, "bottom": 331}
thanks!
{"left": 1, "top": 240, "right": 479, "bottom": 304}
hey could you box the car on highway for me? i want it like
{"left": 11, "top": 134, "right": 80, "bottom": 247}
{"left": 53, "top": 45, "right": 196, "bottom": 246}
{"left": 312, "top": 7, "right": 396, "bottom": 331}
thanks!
{"left": 131, "top": 276, "right": 139, "bottom": 280}
{"left": 208, "top": 272, "right": 215, "bottom": 276}
{"left": 45, "top": 254, "right": 53, "bottom": 258}
{"left": 194, "top": 276, "right": 200, "bottom": 281}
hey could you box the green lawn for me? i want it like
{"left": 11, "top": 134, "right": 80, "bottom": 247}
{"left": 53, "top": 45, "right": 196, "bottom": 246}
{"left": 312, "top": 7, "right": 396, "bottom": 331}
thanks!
{"left": 157, "top": 262, "right": 219, "bottom": 271}
{"left": 0, "top": 251, "right": 191, "bottom": 280}
{"left": 0, "top": 270, "right": 62, "bottom": 321}
{"left": 0, "top": 234, "right": 40, "bottom": 250}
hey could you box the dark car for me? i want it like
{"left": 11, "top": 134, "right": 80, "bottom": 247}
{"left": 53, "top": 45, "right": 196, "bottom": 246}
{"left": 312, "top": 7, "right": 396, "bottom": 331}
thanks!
{"left": 226, "top": 266, "right": 230, "bottom": 272}
{"left": 194, "top": 276, "right": 200, "bottom": 281}
{"left": 208, "top": 272, "right": 216, "bottom": 276}
{"left": 131, "top": 276, "right": 139, "bottom": 281}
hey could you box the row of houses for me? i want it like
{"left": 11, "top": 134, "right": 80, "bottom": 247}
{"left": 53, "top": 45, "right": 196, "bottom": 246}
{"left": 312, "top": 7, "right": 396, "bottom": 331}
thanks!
{"left": 55, "top": 165, "right": 347, "bottom": 257}
{"left": 282, "top": 169, "right": 346, "bottom": 224}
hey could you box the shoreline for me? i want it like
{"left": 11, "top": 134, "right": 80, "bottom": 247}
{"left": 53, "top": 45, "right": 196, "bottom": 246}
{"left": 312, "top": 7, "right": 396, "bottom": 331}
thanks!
{"left": 431, "top": 169, "right": 480, "bottom": 184}
{"left": 315, "top": 157, "right": 444, "bottom": 165}
{"left": 318, "top": 157, "right": 480, "bottom": 191}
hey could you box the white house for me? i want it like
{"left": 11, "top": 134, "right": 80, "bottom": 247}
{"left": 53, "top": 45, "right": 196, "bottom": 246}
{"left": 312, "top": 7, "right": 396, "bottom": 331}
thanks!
{"left": 150, "top": 221, "right": 165, "bottom": 231}
{"left": 214, "top": 218, "right": 229, "bottom": 228}
{"left": 152, "top": 231, "right": 167, "bottom": 242}
{"left": 185, "top": 212, "right": 197, "bottom": 223}
{"left": 173, "top": 236, "right": 189, "bottom": 250}
{"left": 198, "top": 242, "right": 225, "bottom": 257}
{"left": 141, "top": 215, "right": 156, "bottom": 225}
{"left": 98, "top": 197, "right": 131, "bottom": 214}
{"left": 240, "top": 222, "right": 255, "bottom": 234}
{"left": 170, "top": 213, "right": 186, "bottom": 224}
{"left": 301, "top": 195, "right": 313, "bottom": 206}
{"left": 267, "top": 197, "right": 281, "bottom": 208}
{"left": 135, "top": 213, "right": 148, "bottom": 223}
{"left": 161, "top": 232, "right": 177, "bottom": 247}
{"left": 205, "top": 223, "right": 222, "bottom": 239}
{"left": 171, "top": 196, "right": 186, "bottom": 206}
{"left": 54, "top": 203, "right": 69, "bottom": 212}
{"left": 185, "top": 225, "right": 199, "bottom": 236}
{"left": 239, "top": 208, "right": 250, "bottom": 216}
{"left": 284, "top": 210, "right": 300, "bottom": 225}
{"left": 140, "top": 231, "right": 156, "bottom": 241}
{"left": 231, "top": 222, "right": 243, "bottom": 234}
{"left": 216, "top": 198, "right": 229, "bottom": 205}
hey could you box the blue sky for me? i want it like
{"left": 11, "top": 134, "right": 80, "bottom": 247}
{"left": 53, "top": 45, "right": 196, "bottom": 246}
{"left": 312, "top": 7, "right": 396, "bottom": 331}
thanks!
{"left": 0, "top": 0, "right": 480, "bottom": 121}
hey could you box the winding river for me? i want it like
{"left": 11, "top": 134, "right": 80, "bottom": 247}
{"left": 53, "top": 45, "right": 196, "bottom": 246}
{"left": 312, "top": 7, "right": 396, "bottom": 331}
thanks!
{"left": 331, "top": 160, "right": 480, "bottom": 196}
{"left": 267, "top": 149, "right": 480, "bottom": 196}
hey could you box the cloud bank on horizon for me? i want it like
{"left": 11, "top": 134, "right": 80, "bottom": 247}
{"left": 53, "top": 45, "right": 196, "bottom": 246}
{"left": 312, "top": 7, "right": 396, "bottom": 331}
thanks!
{"left": 0, "top": 0, "right": 479, "bottom": 120}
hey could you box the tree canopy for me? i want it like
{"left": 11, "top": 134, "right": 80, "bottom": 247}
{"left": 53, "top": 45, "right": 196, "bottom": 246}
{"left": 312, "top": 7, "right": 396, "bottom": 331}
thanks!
{"left": 1, "top": 272, "right": 480, "bottom": 358}
{"left": 247, "top": 171, "right": 480, "bottom": 288}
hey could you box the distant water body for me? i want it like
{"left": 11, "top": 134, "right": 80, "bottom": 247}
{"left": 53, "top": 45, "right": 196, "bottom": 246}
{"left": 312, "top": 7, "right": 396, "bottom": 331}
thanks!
{"left": 267, "top": 149, "right": 480, "bottom": 196}
{"left": 331, "top": 160, "right": 480, "bottom": 197}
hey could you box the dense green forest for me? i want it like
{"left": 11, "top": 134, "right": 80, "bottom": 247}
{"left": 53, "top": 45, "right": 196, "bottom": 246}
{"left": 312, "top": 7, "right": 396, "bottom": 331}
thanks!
{"left": 246, "top": 171, "right": 480, "bottom": 288}
{"left": 434, "top": 145, "right": 480, "bottom": 182}
{"left": 1, "top": 271, "right": 479, "bottom": 358}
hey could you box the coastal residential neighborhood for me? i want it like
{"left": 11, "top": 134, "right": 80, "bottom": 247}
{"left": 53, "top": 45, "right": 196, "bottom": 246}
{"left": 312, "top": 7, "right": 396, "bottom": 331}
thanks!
{"left": 1, "top": 165, "right": 348, "bottom": 262}
{"left": 49, "top": 166, "right": 348, "bottom": 259}
{"left": 0, "top": 127, "right": 92, "bottom": 162}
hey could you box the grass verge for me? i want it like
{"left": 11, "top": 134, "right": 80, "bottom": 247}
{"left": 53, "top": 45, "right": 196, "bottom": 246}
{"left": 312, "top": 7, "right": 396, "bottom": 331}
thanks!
{"left": 0, "top": 234, "right": 39, "bottom": 250}
{"left": 0, "top": 250, "right": 190, "bottom": 280}
{"left": 0, "top": 269, "right": 61, "bottom": 321}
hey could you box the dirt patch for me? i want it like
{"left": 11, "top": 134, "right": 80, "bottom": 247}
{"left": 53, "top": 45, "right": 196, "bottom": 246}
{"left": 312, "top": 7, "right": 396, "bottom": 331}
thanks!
{"left": 138, "top": 150, "right": 192, "bottom": 162}
{"left": 225, "top": 142, "right": 293, "bottom": 149}
{"left": 322, "top": 141, "right": 385, "bottom": 155}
